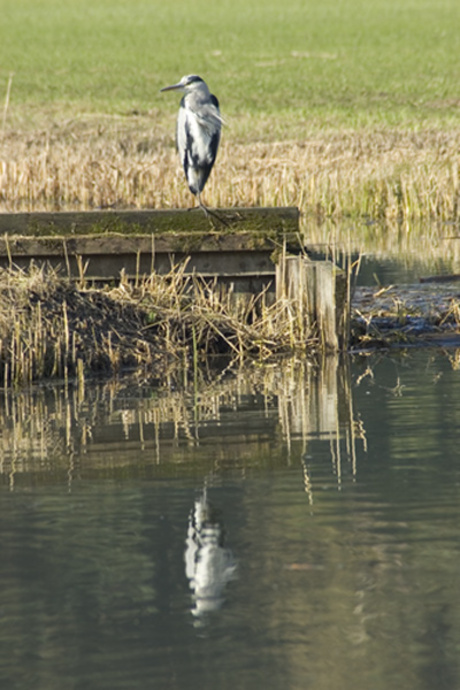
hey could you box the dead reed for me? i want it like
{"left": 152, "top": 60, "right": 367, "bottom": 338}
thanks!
{"left": 0, "top": 118, "right": 459, "bottom": 222}
{"left": 0, "top": 263, "right": 317, "bottom": 388}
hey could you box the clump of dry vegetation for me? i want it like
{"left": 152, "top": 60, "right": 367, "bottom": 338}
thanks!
{"left": 0, "top": 119, "right": 459, "bottom": 222}
{"left": 0, "top": 263, "right": 318, "bottom": 388}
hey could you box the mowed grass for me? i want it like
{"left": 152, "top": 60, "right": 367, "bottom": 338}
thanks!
{"left": 1, "top": 0, "right": 460, "bottom": 230}
{"left": 1, "top": 0, "right": 459, "bottom": 129}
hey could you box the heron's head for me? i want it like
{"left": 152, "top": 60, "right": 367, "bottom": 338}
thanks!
{"left": 160, "top": 75, "right": 206, "bottom": 94}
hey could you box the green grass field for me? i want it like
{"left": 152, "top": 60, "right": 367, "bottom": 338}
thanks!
{"left": 1, "top": 0, "right": 460, "bottom": 132}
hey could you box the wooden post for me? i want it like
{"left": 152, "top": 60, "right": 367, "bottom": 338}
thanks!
{"left": 276, "top": 254, "right": 348, "bottom": 351}
{"left": 312, "top": 261, "right": 338, "bottom": 350}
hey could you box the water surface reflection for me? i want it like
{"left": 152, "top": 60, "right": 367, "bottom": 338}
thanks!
{"left": 0, "top": 356, "right": 360, "bottom": 488}
{"left": 0, "top": 350, "right": 460, "bottom": 689}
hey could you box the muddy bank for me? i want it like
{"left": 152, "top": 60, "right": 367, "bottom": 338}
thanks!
{"left": 351, "top": 283, "right": 460, "bottom": 349}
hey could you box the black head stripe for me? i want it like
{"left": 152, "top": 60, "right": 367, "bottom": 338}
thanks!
{"left": 186, "top": 75, "right": 204, "bottom": 85}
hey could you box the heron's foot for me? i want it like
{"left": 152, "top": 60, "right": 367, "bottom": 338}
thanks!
{"left": 199, "top": 203, "right": 231, "bottom": 229}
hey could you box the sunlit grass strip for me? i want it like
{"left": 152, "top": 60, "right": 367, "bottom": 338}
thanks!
{"left": 0, "top": 264, "right": 318, "bottom": 388}
{"left": 0, "top": 122, "right": 459, "bottom": 221}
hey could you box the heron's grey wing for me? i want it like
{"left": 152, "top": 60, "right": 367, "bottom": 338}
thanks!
{"left": 207, "top": 95, "right": 221, "bottom": 164}
{"left": 176, "top": 102, "right": 188, "bottom": 166}
{"left": 192, "top": 101, "right": 224, "bottom": 132}
{"left": 208, "top": 127, "right": 220, "bottom": 166}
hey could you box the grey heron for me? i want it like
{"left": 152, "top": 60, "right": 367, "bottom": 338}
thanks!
{"left": 160, "top": 74, "right": 225, "bottom": 221}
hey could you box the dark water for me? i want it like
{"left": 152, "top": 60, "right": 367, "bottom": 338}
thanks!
{"left": 309, "top": 250, "right": 458, "bottom": 287}
{"left": 1, "top": 348, "right": 460, "bottom": 690}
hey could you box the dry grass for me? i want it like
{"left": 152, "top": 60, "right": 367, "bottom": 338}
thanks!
{"left": 0, "top": 263, "right": 318, "bottom": 388}
{"left": 0, "top": 118, "right": 459, "bottom": 222}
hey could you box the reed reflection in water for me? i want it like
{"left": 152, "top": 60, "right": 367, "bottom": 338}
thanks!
{"left": 0, "top": 355, "right": 363, "bottom": 492}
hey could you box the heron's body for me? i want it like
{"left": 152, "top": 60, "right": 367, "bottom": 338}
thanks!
{"left": 161, "top": 75, "right": 223, "bottom": 210}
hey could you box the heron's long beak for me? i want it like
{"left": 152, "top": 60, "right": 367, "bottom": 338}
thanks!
{"left": 160, "top": 82, "right": 183, "bottom": 92}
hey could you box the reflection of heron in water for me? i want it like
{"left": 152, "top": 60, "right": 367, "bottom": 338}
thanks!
{"left": 185, "top": 489, "right": 236, "bottom": 619}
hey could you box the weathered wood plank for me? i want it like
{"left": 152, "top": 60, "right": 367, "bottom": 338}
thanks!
{"left": 0, "top": 231, "right": 294, "bottom": 285}
{"left": 0, "top": 231, "right": 299, "bottom": 257}
{"left": 0, "top": 207, "right": 300, "bottom": 237}
{"left": 0, "top": 251, "right": 277, "bottom": 279}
